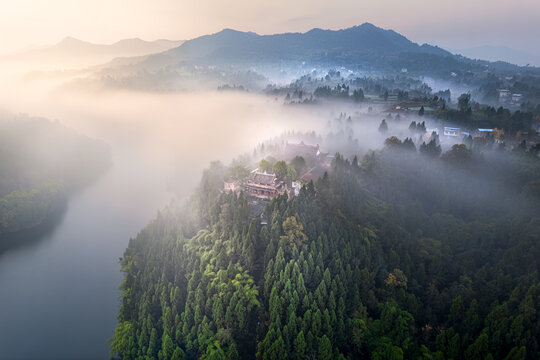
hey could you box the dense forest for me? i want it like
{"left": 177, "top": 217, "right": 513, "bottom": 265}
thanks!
{"left": 112, "top": 138, "right": 539, "bottom": 359}
{"left": 0, "top": 114, "right": 110, "bottom": 235}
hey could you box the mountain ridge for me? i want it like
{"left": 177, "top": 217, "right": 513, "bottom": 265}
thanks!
{"left": 1, "top": 37, "right": 184, "bottom": 70}
{"left": 162, "top": 22, "right": 452, "bottom": 62}
{"left": 70, "top": 23, "right": 540, "bottom": 91}
{"left": 125, "top": 22, "right": 487, "bottom": 78}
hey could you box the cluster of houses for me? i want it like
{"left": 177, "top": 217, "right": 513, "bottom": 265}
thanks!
{"left": 498, "top": 89, "right": 523, "bottom": 106}
{"left": 223, "top": 141, "right": 330, "bottom": 201}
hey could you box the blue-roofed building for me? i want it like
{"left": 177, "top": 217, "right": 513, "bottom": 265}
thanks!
{"left": 512, "top": 94, "right": 523, "bottom": 105}
{"left": 476, "top": 128, "right": 494, "bottom": 137}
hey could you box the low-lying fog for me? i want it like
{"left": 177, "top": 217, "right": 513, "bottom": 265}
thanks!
{"left": 0, "top": 70, "right": 408, "bottom": 198}
{"left": 0, "top": 64, "right": 456, "bottom": 359}
{"left": 0, "top": 69, "right": 396, "bottom": 359}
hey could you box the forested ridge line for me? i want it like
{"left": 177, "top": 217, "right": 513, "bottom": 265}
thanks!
{"left": 112, "top": 144, "right": 540, "bottom": 360}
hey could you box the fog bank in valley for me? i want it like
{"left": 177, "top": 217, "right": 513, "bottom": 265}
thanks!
{"left": 0, "top": 70, "right": 399, "bottom": 202}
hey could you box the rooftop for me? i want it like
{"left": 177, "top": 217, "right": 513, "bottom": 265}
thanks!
{"left": 251, "top": 172, "right": 275, "bottom": 185}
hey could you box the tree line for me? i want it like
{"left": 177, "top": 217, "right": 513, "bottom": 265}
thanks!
{"left": 112, "top": 138, "right": 539, "bottom": 359}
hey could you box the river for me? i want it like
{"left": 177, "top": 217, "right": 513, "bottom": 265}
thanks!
{"left": 0, "top": 148, "right": 172, "bottom": 359}
{"left": 0, "top": 88, "right": 324, "bottom": 359}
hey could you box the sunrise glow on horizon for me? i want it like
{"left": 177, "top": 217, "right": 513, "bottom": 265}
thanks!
{"left": 1, "top": 0, "right": 539, "bottom": 56}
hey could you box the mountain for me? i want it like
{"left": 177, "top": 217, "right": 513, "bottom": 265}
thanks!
{"left": 90, "top": 23, "right": 539, "bottom": 91}
{"left": 449, "top": 45, "right": 540, "bottom": 67}
{"left": 1, "top": 37, "right": 184, "bottom": 70}
{"left": 166, "top": 24, "right": 449, "bottom": 59}
{"left": 137, "top": 23, "right": 452, "bottom": 71}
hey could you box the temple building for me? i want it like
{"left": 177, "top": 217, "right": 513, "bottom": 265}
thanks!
{"left": 223, "top": 141, "right": 331, "bottom": 201}
{"left": 244, "top": 172, "right": 288, "bottom": 200}
{"left": 223, "top": 171, "right": 289, "bottom": 200}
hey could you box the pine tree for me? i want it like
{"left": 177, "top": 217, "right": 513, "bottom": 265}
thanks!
{"left": 318, "top": 335, "right": 333, "bottom": 360}
{"left": 160, "top": 333, "right": 174, "bottom": 360}
{"left": 378, "top": 119, "right": 388, "bottom": 133}
{"left": 294, "top": 331, "right": 307, "bottom": 359}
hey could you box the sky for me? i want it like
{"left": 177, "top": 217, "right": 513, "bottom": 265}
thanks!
{"left": 1, "top": 0, "right": 539, "bottom": 56}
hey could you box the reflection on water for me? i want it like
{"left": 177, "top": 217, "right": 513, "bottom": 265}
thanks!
{"left": 0, "top": 200, "right": 68, "bottom": 257}
{"left": 0, "top": 150, "right": 172, "bottom": 359}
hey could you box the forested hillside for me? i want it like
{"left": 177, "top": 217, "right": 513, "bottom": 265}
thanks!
{"left": 112, "top": 142, "right": 540, "bottom": 359}
{"left": 0, "top": 114, "right": 110, "bottom": 235}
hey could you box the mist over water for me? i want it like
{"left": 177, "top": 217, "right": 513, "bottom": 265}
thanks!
{"left": 0, "top": 61, "right": 482, "bottom": 359}
{"left": 0, "top": 150, "right": 170, "bottom": 359}
{"left": 1, "top": 29, "right": 538, "bottom": 357}
{"left": 0, "top": 72, "right": 352, "bottom": 359}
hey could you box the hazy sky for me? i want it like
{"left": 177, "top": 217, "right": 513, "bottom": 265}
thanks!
{"left": 1, "top": 0, "right": 539, "bottom": 56}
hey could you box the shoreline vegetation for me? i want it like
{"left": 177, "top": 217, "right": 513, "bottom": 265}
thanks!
{"left": 0, "top": 199, "right": 69, "bottom": 255}
{"left": 0, "top": 113, "right": 110, "bottom": 238}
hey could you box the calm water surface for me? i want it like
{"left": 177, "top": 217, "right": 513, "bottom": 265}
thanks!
{"left": 0, "top": 90, "right": 320, "bottom": 359}
{"left": 0, "top": 150, "right": 171, "bottom": 360}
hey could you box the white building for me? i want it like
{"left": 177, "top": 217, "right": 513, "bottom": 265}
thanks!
{"left": 443, "top": 127, "right": 460, "bottom": 137}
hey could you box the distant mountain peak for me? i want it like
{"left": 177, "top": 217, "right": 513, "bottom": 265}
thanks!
{"left": 304, "top": 23, "right": 380, "bottom": 34}
{"left": 356, "top": 22, "right": 377, "bottom": 28}
{"left": 156, "top": 23, "right": 453, "bottom": 66}
{"left": 213, "top": 28, "right": 258, "bottom": 37}
{"left": 219, "top": 28, "right": 241, "bottom": 33}
{"left": 114, "top": 38, "right": 146, "bottom": 45}
{"left": 2, "top": 35, "right": 184, "bottom": 70}
{"left": 57, "top": 36, "right": 87, "bottom": 46}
